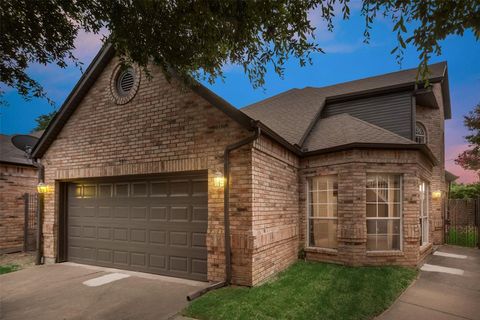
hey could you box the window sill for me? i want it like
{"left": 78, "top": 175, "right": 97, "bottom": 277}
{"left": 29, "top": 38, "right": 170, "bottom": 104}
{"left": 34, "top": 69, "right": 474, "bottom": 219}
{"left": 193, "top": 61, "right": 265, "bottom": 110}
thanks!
{"left": 305, "top": 247, "right": 338, "bottom": 255}
{"left": 420, "top": 243, "right": 433, "bottom": 254}
{"left": 366, "top": 250, "right": 404, "bottom": 257}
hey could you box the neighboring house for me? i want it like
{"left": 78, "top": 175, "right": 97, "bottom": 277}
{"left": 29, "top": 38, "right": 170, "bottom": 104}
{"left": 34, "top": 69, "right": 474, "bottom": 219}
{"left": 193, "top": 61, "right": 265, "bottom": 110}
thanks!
{"left": 31, "top": 43, "right": 451, "bottom": 286}
{"left": 0, "top": 131, "right": 42, "bottom": 253}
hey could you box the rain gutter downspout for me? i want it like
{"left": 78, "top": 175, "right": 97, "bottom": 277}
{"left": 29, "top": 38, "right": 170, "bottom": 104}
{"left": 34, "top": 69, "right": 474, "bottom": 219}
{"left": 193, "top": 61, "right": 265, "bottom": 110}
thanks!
{"left": 224, "top": 123, "right": 261, "bottom": 285}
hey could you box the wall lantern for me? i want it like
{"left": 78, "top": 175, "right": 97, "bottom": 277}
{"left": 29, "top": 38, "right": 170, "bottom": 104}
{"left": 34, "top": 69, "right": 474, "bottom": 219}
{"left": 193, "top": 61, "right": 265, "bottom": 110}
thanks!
{"left": 37, "top": 182, "right": 50, "bottom": 194}
{"left": 213, "top": 171, "right": 225, "bottom": 188}
{"left": 432, "top": 190, "right": 442, "bottom": 199}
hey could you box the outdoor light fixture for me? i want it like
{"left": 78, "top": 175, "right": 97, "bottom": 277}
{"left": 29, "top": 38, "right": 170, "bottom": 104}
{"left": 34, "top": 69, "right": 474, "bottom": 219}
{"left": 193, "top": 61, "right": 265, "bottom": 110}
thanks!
{"left": 213, "top": 171, "right": 225, "bottom": 188}
{"left": 37, "top": 182, "right": 49, "bottom": 194}
{"left": 432, "top": 190, "right": 442, "bottom": 199}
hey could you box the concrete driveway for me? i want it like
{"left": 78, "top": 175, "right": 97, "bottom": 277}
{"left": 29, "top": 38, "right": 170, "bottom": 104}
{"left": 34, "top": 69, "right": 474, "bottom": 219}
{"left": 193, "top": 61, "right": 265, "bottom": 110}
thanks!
{"left": 0, "top": 262, "right": 208, "bottom": 320}
{"left": 378, "top": 245, "right": 480, "bottom": 320}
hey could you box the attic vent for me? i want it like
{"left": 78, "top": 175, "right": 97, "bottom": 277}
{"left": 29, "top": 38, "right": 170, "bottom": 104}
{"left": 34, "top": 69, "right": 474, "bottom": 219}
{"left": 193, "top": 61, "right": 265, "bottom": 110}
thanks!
{"left": 116, "top": 68, "right": 135, "bottom": 96}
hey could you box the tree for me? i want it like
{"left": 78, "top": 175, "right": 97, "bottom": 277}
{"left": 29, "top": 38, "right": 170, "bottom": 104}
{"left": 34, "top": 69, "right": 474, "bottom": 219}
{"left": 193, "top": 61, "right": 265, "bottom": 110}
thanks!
{"left": 1, "top": 0, "right": 479, "bottom": 106}
{"left": 455, "top": 103, "right": 480, "bottom": 175}
{"left": 450, "top": 182, "right": 480, "bottom": 199}
{"left": 32, "top": 111, "right": 56, "bottom": 132}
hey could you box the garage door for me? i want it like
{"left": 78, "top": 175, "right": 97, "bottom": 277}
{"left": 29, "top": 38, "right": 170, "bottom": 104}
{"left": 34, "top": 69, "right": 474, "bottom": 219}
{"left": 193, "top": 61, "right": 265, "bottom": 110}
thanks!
{"left": 66, "top": 173, "right": 208, "bottom": 281}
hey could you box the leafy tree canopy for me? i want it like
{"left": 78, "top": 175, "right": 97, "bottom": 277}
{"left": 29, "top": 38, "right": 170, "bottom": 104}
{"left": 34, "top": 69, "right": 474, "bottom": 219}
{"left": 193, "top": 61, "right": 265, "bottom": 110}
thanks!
{"left": 32, "top": 111, "right": 56, "bottom": 132}
{"left": 1, "top": 0, "right": 479, "bottom": 106}
{"left": 450, "top": 182, "right": 480, "bottom": 199}
{"left": 455, "top": 102, "right": 480, "bottom": 174}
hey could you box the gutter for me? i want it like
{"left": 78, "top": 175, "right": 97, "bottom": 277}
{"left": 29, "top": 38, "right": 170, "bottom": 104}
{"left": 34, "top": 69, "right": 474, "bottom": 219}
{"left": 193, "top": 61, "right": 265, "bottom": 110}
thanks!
{"left": 186, "top": 122, "right": 260, "bottom": 301}
{"left": 224, "top": 123, "right": 261, "bottom": 285}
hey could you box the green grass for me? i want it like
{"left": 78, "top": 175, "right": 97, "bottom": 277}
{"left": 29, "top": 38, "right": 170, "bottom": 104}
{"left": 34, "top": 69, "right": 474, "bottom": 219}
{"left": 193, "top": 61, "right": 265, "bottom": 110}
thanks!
{"left": 0, "top": 264, "right": 20, "bottom": 275}
{"left": 184, "top": 261, "right": 417, "bottom": 320}
{"left": 446, "top": 227, "right": 478, "bottom": 247}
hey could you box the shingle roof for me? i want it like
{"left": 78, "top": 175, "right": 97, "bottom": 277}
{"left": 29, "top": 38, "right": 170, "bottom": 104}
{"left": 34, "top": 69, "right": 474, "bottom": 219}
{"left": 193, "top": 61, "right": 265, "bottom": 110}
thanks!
{"left": 304, "top": 113, "right": 415, "bottom": 151}
{"left": 242, "top": 62, "right": 448, "bottom": 148}
{"left": 0, "top": 131, "right": 43, "bottom": 166}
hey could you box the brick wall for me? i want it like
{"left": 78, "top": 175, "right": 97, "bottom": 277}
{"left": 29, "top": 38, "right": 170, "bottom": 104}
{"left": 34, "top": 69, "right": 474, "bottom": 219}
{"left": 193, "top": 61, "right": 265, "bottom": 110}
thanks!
{"left": 299, "top": 149, "right": 434, "bottom": 266}
{"left": 416, "top": 83, "right": 446, "bottom": 244}
{"left": 251, "top": 135, "right": 300, "bottom": 284}
{"left": 40, "top": 56, "right": 255, "bottom": 285}
{"left": 0, "top": 163, "right": 37, "bottom": 253}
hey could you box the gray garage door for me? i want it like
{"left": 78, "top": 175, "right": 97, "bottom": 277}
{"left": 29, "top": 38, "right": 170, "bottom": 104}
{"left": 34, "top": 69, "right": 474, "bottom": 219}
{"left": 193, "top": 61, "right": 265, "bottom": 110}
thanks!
{"left": 66, "top": 173, "right": 208, "bottom": 281}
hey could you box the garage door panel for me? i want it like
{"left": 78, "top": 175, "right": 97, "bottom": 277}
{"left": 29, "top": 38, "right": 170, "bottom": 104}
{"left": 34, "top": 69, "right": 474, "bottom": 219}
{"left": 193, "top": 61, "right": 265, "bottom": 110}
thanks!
{"left": 67, "top": 173, "right": 208, "bottom": 280}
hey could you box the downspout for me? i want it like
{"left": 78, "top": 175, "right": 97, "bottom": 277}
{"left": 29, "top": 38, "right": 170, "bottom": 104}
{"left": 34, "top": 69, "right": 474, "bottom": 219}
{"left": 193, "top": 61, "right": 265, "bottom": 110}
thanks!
{"left": 186, "top": 123, "right": 260, "bottom": 301}
{"left": 224, "top": 123, "right": 261, "bottom": 285}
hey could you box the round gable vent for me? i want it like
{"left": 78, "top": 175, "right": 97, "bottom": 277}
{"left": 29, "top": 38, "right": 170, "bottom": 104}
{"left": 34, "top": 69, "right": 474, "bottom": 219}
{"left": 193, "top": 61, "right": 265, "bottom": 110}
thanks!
{"left": 109, "top": 64, "right": 141, "bottom": 105}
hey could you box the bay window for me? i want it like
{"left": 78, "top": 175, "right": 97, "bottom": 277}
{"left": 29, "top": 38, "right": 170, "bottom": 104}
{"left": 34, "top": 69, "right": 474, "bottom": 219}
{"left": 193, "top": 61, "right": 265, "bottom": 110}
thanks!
{"left": 308, "top": 175, "right": 338, "bottom": 249}
{"left": 366, "top": 174, "right": 402, "bottom": 251}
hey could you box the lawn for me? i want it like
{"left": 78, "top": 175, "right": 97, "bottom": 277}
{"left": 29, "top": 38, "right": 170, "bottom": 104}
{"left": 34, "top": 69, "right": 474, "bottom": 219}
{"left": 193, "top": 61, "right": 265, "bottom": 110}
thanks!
{"left": 185, "top": 261, "right": 417, "bottom": 320}
{"left": 0, "top": 264, "right": 20, "bottom": 275}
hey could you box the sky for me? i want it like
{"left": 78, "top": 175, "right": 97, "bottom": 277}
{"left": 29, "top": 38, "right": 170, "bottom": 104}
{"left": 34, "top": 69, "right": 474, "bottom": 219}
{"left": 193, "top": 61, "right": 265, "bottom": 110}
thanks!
{"left": 1, "top": 5, "right": 479, "bottom": 183}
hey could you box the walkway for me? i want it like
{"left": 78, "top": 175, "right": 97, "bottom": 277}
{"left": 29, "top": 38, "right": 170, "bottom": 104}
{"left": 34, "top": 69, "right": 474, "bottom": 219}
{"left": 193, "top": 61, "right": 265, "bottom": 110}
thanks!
{"left": 378, "top": 245, "right": 480, "bottom": 320}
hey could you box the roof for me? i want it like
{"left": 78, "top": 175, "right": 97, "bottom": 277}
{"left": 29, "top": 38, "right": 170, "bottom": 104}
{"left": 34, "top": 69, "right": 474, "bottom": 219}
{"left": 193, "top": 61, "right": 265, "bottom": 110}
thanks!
{"left": 445, "top": 170, "right": 459, "bottom": 182}
{"left": 0, "top": 134, "right": 33, "bottom": 166}
{"left": 242, "top": 62, "right": 449, "bottom": 146}
{"left": 303, "top": 114, "right": 415, "bottom": 151}
{"left": 31, "top": 42, "right": 446, "bottom": 165}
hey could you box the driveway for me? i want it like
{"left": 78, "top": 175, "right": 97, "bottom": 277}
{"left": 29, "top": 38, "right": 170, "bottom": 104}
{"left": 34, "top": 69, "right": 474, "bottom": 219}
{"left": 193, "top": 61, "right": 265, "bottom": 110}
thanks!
{"left": 378, "top": 245, "right": 480, "bottom": 320}
{"left": 0, "top": 262, "right": 208, "bottom": 320}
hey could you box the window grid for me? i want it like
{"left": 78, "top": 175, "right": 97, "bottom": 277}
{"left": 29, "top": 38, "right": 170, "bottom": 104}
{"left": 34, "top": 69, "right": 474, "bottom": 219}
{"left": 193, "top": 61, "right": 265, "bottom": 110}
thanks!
{"left": 415, "top": 122, "right": 427, "bottom": 144}
{"left": 419, "top": 181, "right": 429, "bottom": 245}
{"left": 366, "top": 174, "right": 402, "bottom": 251}
{"left": 308, "top": 175, "right": 338, "bottom": 249}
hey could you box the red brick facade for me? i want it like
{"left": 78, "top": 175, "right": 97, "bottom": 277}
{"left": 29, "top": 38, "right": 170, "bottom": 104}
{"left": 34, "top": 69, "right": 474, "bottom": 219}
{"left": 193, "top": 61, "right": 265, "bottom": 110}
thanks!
{"left": 39, "top": 56, "right": 447, "bottom": 285}
{"left": 0, "top": 163, "right": 37, "bottom": 253}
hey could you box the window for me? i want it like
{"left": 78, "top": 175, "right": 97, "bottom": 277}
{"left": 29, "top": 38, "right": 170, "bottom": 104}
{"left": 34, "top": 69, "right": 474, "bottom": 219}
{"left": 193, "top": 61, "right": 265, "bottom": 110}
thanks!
{"left": 419, "top": 181, "right": 429, "bottom": 245}
{"left": 308, "top": 175, "right": 338, "bottom": 249}
{"left": 366, "top": 174, "right": 402, "bottom": 251}
{"left": 415, "top": 122, "right": 427, "bottom": 144}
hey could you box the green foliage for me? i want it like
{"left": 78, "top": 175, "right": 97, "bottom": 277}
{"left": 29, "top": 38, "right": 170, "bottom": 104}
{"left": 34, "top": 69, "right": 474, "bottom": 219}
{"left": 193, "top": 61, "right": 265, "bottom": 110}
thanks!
{"left": 1, "top": 1, "right": 479, "bottom": 105}
{"left": 446, "top": 227, "right": 478, "bottom": 247}
{"left": 0, "top": 264, "right": 20, "bottom": 275}
{"left": 450, "top": 183, "right": 480, "bottom": 199}
{"left": 185, "top": 261, "right": 417, "bottom": 320}
{"left": 456, "top": 103, "right": 480, "bottom": 172}
{"left": 32, "top": 111, "right": 56, "bottom": 132}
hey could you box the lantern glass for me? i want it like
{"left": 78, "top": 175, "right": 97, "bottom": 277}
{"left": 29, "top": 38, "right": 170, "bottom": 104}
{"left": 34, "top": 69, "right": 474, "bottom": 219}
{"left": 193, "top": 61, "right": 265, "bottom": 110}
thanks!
{"left": 213, "top": 171, "right": 225, "bottom": 188}
{"left": 432, "top": 190, "right": 441, "bottom": 199}
{"left": 37, "top": 182, "right": 49, "bottom": 194}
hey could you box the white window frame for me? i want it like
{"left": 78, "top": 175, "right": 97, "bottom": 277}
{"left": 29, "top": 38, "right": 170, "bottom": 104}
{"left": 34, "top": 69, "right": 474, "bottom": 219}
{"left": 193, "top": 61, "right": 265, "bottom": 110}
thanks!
{"left": 419, "top": 180, "right": 429, "bottom": 245}
{"left": 366, "top": 174, "right": 403, "bottom": 252}
{"left": 415, "top": 122, "right": 427, "bottom": 144}
{"left": 307, "top": 175, "right": 338, "bottom": 249}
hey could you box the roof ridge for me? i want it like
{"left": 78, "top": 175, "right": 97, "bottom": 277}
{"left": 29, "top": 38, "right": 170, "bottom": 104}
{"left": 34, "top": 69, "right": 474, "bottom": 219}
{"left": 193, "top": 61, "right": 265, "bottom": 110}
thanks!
{"left": 305, "top": 61, "right": 447, "bottom": 92}
{"left": 240, "top": 88, "right": 300, "bottom": 110}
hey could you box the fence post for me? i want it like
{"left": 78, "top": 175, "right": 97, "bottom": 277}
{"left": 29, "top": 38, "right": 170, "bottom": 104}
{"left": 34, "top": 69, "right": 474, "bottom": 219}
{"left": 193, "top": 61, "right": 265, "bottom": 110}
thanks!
{"left": 477, "top": 196, "right": 480, "bottom": 249}
{"left": 35, "top": 193, "right": 43, "bottom": 265}
{"left": 23, "top": 193, "right": 29, "bottom": 252}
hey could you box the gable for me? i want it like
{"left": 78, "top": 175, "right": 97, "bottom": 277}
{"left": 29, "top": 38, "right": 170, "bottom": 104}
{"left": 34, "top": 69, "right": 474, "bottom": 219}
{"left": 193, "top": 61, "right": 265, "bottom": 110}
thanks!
{"left": 40, "top": 54, "right": 252, "bottom": 165}
{"left": 32, "top": 44, "right": 254, "bottom": 159}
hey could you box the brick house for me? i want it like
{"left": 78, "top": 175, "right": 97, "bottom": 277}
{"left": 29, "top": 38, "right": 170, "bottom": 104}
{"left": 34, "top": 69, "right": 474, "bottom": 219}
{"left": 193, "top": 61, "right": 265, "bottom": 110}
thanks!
{"left": 31, "top": 44, "right": 451, "bottom": 286}
{"left": 0, "top": 132, "right": 41, "bottom": 253}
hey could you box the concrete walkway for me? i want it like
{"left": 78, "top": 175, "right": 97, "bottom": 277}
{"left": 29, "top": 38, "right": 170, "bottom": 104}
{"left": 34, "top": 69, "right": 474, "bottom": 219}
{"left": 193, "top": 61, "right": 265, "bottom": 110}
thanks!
{"left": 0, "top": 262, "right": 208, "bottom": 320}
{"left": 378, "top": 245, "right": 480, "bottom": 320}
